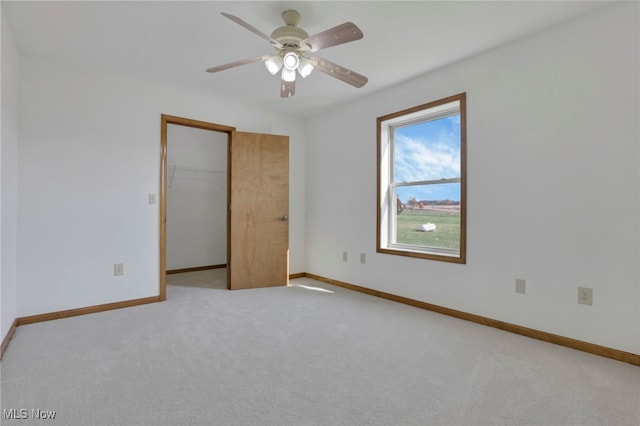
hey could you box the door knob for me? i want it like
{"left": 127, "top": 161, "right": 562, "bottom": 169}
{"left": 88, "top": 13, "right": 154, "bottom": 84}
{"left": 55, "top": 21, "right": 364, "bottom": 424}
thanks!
{"left": 279, "top": 215, "right": 289, "bottom": 222}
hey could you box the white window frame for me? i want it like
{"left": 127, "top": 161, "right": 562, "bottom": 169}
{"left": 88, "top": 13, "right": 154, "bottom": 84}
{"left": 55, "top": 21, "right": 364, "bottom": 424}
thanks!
{"left": 377, "top": 93, "right": 467, "bottom": 263}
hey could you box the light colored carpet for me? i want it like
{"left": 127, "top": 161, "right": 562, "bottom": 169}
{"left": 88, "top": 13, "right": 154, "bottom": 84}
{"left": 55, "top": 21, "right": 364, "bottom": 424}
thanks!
{"left": 1, "top": 273, "right": 639, "bottom": 426}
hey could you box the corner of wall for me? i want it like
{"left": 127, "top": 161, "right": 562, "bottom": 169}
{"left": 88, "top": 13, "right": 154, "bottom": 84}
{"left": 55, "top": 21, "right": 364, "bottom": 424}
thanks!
{"left": 1, "top": 5, "right": 20, "bottom": 348}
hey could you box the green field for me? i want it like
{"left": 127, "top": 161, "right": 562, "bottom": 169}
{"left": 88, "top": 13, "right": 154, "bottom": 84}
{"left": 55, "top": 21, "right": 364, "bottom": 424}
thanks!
{"left": 396, "top": 209, "right": 460, "bottom": 249}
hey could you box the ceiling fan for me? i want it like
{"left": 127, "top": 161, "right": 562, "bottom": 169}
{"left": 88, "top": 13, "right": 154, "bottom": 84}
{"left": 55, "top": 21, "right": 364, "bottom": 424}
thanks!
{"left": 206, "top": 10, "right": 368, "bottom": 98}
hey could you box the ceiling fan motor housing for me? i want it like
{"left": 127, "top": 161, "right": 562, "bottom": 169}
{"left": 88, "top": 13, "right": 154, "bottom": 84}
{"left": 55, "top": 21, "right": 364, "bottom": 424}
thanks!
{"left": 271, "top": 10, "right": 309, "bottom": 47}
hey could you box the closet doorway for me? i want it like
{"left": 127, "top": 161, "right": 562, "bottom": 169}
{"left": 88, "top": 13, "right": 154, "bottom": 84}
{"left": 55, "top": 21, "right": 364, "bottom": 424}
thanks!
{"left": 159, "top": 115, "right": 290, "bottom": 299}
{"left": 166, "top": 122, "right": 228, "bottom": 287}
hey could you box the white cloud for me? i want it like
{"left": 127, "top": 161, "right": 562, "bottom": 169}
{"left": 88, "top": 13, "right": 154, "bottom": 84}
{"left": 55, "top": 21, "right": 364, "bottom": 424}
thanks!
{"left": 394, "top": 134, "right": 460, "bottom": 182}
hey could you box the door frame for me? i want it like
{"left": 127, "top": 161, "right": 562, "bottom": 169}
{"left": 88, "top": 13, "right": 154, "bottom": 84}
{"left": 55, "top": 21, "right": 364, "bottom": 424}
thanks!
{"left": 159, "top": 114, "right": 235, "bottom": 300}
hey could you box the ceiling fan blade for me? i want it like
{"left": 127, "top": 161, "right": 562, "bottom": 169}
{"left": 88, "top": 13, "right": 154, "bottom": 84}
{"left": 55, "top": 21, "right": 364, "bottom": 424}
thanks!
{"left": 309, "top": 56, "right": 368, "bottom": 88}
{"left": 221, "top": 12, "right": 283, "bottom": 48}
{"left": 301, "top": 22, "right": 363, "bottom": 53}
{"left": 206, "top": 55, "right": 267, "bottom": 73}
{"left": 280, "top": 79, "right": 296, "bottom": 98}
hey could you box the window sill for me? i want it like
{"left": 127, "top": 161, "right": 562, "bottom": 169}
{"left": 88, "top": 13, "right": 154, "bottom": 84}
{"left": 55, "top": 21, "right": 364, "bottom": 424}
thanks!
{"left": 377, "top": 246, "right": 465, "bottom": 264}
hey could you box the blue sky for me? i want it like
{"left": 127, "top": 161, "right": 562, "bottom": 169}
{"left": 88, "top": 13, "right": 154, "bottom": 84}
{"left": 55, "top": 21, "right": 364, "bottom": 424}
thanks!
{"left": 394, "top": 114, "right": 461, "bottom": 202}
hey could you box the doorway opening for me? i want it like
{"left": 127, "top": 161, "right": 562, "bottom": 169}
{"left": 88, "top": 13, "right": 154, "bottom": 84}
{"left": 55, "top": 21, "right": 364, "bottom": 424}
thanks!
{"left": 160, "top": 115, "right": 234, "bottom": 300}
{"left": 160, "top": 115, "right": 290, "bottom": 298}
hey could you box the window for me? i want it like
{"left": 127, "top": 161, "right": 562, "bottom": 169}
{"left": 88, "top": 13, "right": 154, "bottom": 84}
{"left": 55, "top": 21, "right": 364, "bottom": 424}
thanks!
{"left": 377, "top": 93, "right": 466, "bottom": 263}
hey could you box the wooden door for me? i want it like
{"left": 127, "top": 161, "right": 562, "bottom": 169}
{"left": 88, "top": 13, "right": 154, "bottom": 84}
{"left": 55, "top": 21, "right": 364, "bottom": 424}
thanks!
{"left": 228, "top": 131, "right": 289, "bottom": 289}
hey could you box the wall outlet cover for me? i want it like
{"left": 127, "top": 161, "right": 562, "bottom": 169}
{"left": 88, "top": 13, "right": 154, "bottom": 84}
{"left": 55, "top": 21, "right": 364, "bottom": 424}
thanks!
{"left": 114, "top": 263, "right": 124, "bottom": 276}
{"left": 578, "top": 287, "right": 593, "bottom": 305}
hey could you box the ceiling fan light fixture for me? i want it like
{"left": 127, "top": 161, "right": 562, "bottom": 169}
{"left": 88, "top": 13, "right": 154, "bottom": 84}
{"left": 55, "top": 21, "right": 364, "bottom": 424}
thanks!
{"left": 282, "top": 67, "right": 296, "bottom": 82}
{"left": 264, "top": 55, "right": 283, "bottom": 75}
{"left": 298, "top": 57, "right": 314, "bottom": 78}
{"left": 283, "top": 51, "right": 300, "bottom": 70}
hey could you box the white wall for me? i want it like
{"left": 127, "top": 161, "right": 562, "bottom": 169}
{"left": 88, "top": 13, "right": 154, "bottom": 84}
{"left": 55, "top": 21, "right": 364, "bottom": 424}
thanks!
{"left": 1, "top": 7, "right": 19, "bottom": 343}
{"left": 306, "top": 3, "right": 639, "bottom": 354}
{"left": 166, "top": 124, "right": 227, "bottom": 270}
{"left": 16, "top": 53, "right": 306, "bottom": 317}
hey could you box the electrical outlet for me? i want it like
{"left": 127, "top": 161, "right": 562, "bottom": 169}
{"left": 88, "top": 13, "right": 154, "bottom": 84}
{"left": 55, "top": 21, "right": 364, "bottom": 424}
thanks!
{"left": 515, "top": 279, "right": 526, "bottom": 294}
{"left": 578, "top": 287, "right": 593, "bottom": 305}
{"left": 360, "top": 253, "right": 366, "bottom": 264}
{"left": 114, "top": 263, "right": 124, "bottom": 276}
{"left": 342, "top": 252, "right": 348, "bottom": 262}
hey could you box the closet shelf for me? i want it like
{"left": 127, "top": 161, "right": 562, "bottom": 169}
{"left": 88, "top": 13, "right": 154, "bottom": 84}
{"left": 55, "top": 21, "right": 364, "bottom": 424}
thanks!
{"left": 168, "top": 165, "right": 226, "bottom": 189}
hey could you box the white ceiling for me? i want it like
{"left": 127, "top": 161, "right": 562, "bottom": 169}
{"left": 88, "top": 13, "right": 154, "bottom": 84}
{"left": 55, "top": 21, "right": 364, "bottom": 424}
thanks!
{"left": 3, "top": 1, "right": 611, "bottom": 118}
